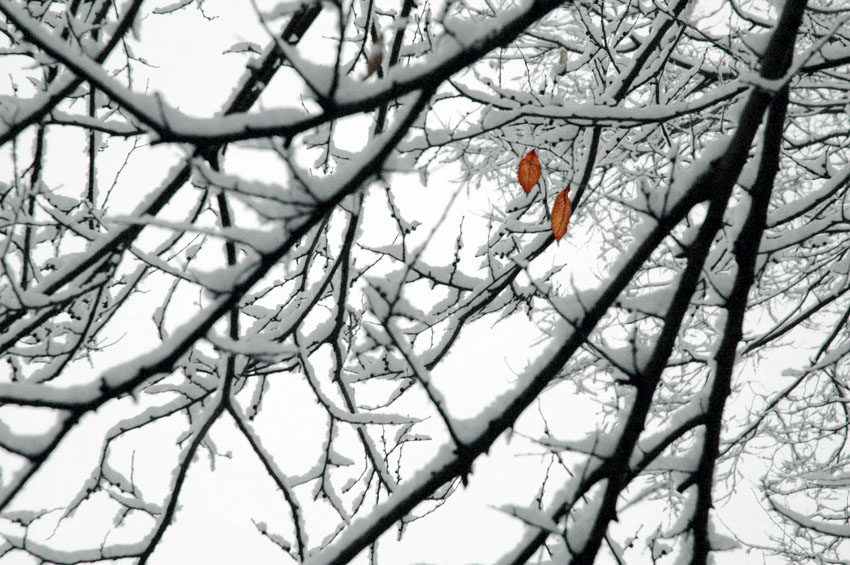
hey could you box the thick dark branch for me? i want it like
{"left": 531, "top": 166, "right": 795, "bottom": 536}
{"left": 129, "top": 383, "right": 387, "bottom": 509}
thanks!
{"left": 689, "top": 83, "right": 793, "bottom": 565}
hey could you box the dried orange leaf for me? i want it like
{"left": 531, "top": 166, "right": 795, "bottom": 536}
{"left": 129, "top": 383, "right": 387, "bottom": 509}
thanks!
{"left": 552, "top": 188, "right": 571, "bottom": 242}
{"left": 518, "top": 150, "right": 542, "bottom": 194}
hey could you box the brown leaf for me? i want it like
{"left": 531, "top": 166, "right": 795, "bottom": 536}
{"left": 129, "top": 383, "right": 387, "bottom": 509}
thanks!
{"left": 518, "top": 150, "right": 542, "bottom": 194}
{"left": 363, "top": 31, "right": 385, "bottom": 80}
{"left": 552, "top": 188, "right": 571, "bottom": 242}
{"left": 364, "top": 49, "right": 383, "bottom": 79}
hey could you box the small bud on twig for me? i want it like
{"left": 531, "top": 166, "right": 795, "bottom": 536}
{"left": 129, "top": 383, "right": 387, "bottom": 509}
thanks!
{"left": 552, "top": 47, "right": 567, "bottom": 78}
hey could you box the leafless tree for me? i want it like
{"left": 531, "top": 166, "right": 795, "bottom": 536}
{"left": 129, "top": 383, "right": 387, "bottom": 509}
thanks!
{"left": 0, "top": 0, "right": 848, "bottom": 563}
